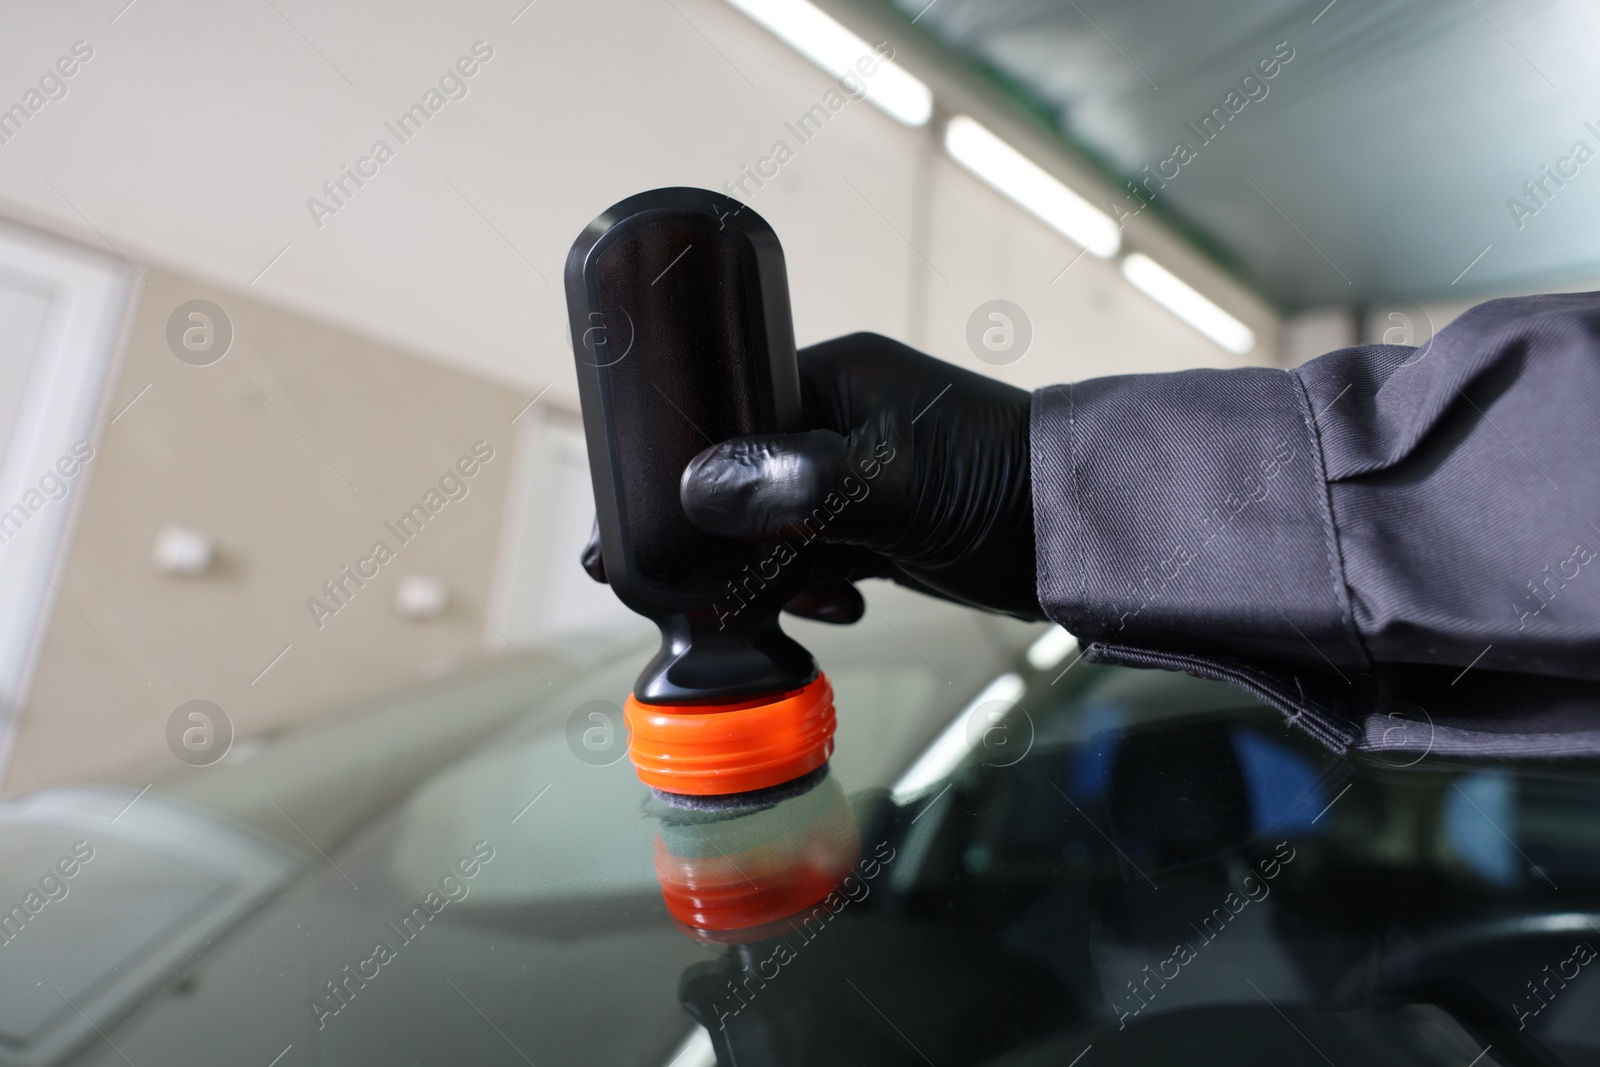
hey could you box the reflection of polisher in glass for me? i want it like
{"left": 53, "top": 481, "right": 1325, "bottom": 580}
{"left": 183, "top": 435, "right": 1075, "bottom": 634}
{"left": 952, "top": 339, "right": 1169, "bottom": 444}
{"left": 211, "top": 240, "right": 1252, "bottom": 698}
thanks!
{"left": 654, "top": 771, "right": 903, "bottom": 1044}
{"left": 648, "top": 770, "right": 861, "bottom": 943}
{"left": 566, "top": 188, "right": 837, "bottom": 806}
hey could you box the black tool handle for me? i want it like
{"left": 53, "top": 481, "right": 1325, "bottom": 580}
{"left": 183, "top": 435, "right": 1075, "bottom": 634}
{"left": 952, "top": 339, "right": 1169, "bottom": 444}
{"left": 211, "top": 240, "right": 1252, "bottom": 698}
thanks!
{"left": 566, "top": 188, "right": 817, "bottom": 704}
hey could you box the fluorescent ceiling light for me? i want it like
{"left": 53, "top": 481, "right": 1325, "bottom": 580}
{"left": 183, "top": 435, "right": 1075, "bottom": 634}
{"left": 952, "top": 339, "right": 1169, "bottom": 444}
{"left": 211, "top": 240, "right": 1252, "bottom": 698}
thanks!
{"left": 1121, "top": 253, "right": 1256, "bottom": 355}
{"left": 724, "top": 0, "right": 933, "bottom": 127}
{"left": 944, "top": 116, "right": 1120, "bottom": 258}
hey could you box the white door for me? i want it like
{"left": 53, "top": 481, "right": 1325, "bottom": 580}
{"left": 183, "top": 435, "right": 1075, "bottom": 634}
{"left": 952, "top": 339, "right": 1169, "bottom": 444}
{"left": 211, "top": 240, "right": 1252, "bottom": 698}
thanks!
{"left": 0, "top": 221, "right": 137, "bottom": 784}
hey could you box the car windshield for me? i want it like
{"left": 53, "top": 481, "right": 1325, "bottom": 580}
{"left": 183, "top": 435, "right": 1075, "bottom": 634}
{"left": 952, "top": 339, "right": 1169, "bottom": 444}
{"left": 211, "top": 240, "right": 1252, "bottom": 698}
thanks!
{"left": 5, "top": 585, "right": 1596, "bottom": 1067}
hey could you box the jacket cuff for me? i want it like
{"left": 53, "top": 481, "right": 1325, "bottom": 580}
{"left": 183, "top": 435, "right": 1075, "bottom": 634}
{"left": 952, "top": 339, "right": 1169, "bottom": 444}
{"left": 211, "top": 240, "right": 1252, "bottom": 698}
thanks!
{"left": 1030, "top": 368, "right": 1366, "bottom": 676}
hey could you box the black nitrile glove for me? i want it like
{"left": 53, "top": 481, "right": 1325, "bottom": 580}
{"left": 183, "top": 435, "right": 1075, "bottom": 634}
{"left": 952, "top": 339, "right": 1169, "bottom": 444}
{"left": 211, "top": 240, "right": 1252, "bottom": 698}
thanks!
{"left": 583, "top": 333, "right": 1042, "bottom": 623}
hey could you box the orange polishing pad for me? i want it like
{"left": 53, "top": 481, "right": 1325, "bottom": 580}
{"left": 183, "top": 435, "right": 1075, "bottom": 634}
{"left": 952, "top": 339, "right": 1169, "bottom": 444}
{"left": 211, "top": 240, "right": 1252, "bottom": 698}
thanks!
{"left": 624, "top": 674, "right": 836, "bottom": 796}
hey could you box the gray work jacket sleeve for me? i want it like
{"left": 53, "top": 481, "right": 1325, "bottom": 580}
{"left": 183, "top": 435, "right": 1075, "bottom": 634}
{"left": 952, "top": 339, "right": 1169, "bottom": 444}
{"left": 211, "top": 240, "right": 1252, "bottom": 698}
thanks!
{"left": 1031, "top": 292, "right": 1600, "bottom": 758}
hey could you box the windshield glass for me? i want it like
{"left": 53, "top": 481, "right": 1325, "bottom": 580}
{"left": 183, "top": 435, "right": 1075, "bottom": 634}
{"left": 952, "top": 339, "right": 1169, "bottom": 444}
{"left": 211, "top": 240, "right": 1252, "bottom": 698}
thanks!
{"left": 10, "top": 591, "right": 1596, "bottom": 1067}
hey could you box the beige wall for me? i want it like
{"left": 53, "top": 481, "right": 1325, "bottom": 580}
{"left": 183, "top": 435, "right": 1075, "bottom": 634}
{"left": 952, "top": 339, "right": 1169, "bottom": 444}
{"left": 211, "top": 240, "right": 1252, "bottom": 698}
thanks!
{"left": 0, "top": 0, "right": 1287, "bottom": 795}
{"left": 0, "top": 0, "right": 1276, "bottom": 405}
{"left": 3, "top": 266, "right": 534, "bottom": 794}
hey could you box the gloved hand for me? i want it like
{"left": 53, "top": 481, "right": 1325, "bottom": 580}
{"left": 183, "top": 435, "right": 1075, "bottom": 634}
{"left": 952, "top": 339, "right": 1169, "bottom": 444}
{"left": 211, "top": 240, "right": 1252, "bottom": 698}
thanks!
{"left": 583, "top": 333, "right": 1042, "bottom": 623}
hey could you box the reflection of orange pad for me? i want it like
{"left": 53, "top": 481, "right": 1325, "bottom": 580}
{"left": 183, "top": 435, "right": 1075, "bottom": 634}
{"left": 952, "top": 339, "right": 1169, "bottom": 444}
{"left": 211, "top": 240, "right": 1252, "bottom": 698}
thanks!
{"left": 652, "top": 770, "right": 861, "bottom": 940}
{"left": 653, "top": 828, "right": 860, "bottom": 939}
{"left": 624, "top": 674, "right": 835, "bottom": 796}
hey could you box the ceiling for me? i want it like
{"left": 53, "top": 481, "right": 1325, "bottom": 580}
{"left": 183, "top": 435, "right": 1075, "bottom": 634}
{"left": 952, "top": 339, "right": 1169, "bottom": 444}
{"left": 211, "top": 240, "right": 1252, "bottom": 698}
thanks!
{"left": 886, "top": 0, "right": 1600, "bottom": 309}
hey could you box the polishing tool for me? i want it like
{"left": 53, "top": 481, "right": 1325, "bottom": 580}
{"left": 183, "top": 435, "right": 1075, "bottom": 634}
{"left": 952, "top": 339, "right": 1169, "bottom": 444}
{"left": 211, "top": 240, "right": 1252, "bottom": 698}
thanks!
{"left": 565, "top": 187, "right": 835, "bottom": 807}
